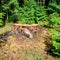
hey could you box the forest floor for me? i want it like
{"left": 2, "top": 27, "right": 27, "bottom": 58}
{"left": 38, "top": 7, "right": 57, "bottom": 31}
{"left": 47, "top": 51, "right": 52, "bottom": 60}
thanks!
{"left": 0, "top": 23, "right": 60, "bottom": 60}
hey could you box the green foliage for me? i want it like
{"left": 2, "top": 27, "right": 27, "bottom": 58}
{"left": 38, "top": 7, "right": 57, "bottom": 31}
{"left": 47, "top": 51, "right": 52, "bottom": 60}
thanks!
{"left": 35, "top": 6, "right": 49, "bottom": 26}
{"left": 1, "top": 0, "right": 48, "bottom": 24}
{"left": 0, "top": 12, "right": 5, "bottom": 18}
{"left": 49, "top": 13, "right": 60, "bottom": 27}
{"left": 48, "top": 3, "right": 60, "bottom": 14}
{"left": 24, "top": 0, "right": 36, "bottom": 7}
{"left": 50, "top": 29, "right": 60, "bottom": 56}
{"left": 1, "top": 0, "right": 20, "bottom": 22}
{"left": 0, "top": 20, "right": 3, "bottom": 27}
{"left": 18, "top": 6, "right": 48, "bottom": 24}
{"left": 18, "top": 7, "right": 35, "bottom": 24}
{"left": 35, "top": 6, "right": 47, "bottom": 21}
{"left": 1, "top": 0, "right": 60, "bottom": 25}
{"left": 0, "top": 19, "right": 3, "bottom": 27}
{"left": 17, "top": 0, "right": 36, "bottom": 24}
{"left": 0, "top": 12, "right": 5, "bottom": 26}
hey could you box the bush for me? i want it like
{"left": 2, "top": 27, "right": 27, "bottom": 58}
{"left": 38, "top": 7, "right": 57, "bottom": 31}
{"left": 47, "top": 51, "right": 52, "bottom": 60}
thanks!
{"left": 0, "top": 20, "right": 3, "bottom": 27}
{"left": 18, "top": 6, "right": 49, "bottom": 25}
{"left": 0, "top": 12, "right": 5, "bottom": 27}
{"left": 48, "top": 3, "right": 60, "bottom": 13}
{"left": 35, "top": 7, "right": 49, "bottom": 26}
{"left": 18, "top": 7, "right": 35, "bottom": 24}
{"left": 49, "top": 13, "right": 60, "bottom": 27}
{"left": 50, "top": 29, "right": 60, "bottom": 56}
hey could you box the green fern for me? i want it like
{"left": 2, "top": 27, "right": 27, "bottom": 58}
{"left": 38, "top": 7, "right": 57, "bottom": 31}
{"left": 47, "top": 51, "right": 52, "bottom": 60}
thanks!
{"left": 49, "top": 13, "right": 60, "bottom": 27}
{"left": 0, "top": 12, "right": 5, "bottom": 26}
{"left": 50, "top": 29, "right": 60, "bottom": 56}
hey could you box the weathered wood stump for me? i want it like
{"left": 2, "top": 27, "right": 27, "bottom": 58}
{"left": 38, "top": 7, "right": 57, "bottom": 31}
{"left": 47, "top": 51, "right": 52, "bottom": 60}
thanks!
{"left": 12, "top": 24, "right": 40, "bottom": 39}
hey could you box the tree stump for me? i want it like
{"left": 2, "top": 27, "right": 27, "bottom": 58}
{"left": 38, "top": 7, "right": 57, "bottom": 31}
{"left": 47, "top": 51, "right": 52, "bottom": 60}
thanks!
{"left": 12, "top": 24, "right": 40, "bottom": 39}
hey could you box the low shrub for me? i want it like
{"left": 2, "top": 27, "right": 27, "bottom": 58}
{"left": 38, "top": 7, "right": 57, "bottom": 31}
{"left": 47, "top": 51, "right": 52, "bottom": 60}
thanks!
{"left": 0, "top": 20, "right": 3, "bottom": 27}
{"left": 18, "top": 6, "right": 47, "bottom": 24}
{"left": 50, "top": 29, "right": 60, "bottom": 56}
{"left": 48, "top": 3, "right": 60, "bottom": 13}
{"left": 49, "top": 13, "right": 60, "bottom": 27}
{"left": 0, "top": 12, "right": 5, "bottom": 27}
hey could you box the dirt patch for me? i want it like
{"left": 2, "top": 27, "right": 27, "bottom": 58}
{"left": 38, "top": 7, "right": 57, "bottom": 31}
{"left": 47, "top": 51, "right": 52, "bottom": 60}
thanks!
{"left": 0, "top": 27, "right": 60, "bottom": 60}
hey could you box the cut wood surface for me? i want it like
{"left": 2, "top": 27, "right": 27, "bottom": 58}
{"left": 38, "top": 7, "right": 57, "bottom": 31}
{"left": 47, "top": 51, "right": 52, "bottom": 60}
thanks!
{"left": 13, "top": 24, "right": 39, "bottom": 33}
{"left": 14, "top": 24, "right": 39, "bottom": 26}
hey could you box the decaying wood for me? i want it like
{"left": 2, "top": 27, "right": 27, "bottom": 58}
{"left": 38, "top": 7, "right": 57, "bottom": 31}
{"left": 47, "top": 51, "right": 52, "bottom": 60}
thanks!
{"left": 14, "top": 24, "right": 39, "bottom": 32}
{"left": 12, "top": 24, "right": 40, "bottom": 39}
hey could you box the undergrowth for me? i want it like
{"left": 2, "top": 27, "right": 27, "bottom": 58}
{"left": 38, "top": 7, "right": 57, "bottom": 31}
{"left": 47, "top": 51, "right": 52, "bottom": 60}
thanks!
{"left": 49, "top": 29, "right": 60, "bottom": 56}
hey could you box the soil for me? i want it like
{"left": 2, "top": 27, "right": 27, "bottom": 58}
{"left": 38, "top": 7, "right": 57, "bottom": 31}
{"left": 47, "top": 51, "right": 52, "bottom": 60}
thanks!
{"left": 0, "top": 26, "right": 60, "bottom": 60}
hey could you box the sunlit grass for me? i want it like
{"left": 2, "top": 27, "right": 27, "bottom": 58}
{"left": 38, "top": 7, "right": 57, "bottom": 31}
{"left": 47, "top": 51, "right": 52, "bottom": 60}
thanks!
{"left": 0, "top": 23, "right": 13, "bottom": 34}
